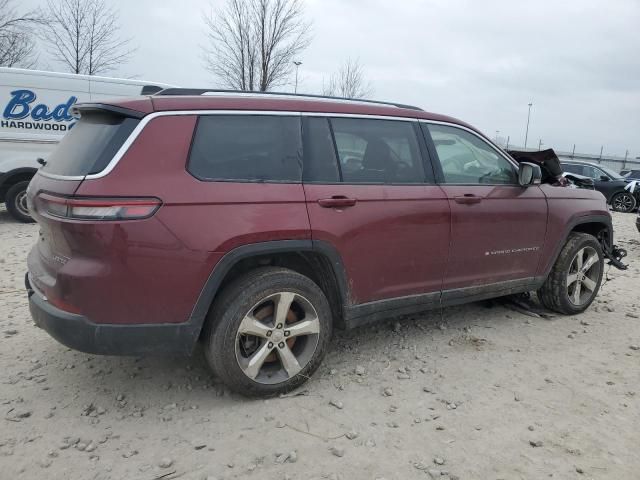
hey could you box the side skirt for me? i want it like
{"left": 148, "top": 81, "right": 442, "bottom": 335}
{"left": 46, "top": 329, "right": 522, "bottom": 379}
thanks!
{"left": 343, "top": 277, "right": 545, "bottom": 329}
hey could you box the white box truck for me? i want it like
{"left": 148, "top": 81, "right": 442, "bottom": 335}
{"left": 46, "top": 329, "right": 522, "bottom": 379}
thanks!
{"left": 0, "top": 67, "right": 172, "bottom": 222}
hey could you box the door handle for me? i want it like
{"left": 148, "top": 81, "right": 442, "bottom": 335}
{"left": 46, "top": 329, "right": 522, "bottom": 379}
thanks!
{"left": 317, "top": 196, "right": 357, "bottom": 208}
{"left": 454, "top": 194, "right": 482, "bottom": 204}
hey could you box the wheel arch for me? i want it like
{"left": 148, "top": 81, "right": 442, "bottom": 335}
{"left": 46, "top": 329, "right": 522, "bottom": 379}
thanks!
{"left": 0, "top": 167, "right": 37, "bottom": 202}
{"left": 540, "top": 214, "right": 612, "bottom": 278}
{"left": 189, "top": 240, "right": 350, "bottom": 340}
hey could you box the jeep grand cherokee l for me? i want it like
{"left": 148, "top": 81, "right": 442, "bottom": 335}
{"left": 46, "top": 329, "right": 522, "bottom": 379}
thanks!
{"left": 25, "top": 90, "right": 622, "bottom": 396}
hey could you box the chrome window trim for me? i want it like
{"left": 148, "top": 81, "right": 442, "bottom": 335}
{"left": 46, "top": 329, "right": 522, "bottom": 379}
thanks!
{"left": 419, "top": 119, "right": 520, "bottom": 169}
{"left": 40, "top": 110, "right": 421, "bottom": 181}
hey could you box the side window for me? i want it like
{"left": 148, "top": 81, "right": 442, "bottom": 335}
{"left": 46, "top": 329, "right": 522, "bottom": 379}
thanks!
{"left": 188, "top": 115, "right": 302, "bottom": 182}
{"left": 427, "top": 124, "right": 517, "bottom": 185}
{"left": 302, "top": 117, "right": 340, "bottom": 182}
{"left": 330, "top": 118, "right": 426, "bottom": 184}
{"left": 562, "top": 164, "right": 584, "bottom": 175}
{"left": 581, "top": 165, "right": 600, "bottom": 180}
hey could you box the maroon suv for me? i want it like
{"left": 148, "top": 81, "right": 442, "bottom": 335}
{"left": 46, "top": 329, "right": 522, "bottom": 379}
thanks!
{"left": 25, "top": 90, "right": 621, "bottom": 396}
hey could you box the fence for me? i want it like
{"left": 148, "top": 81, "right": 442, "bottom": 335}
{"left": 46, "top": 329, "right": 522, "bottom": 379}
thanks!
{"left": 500, "top": 142, "right": 639, "bottom": 173}
{"left": 555, "top": 151, "right": 640, "bottom": 172}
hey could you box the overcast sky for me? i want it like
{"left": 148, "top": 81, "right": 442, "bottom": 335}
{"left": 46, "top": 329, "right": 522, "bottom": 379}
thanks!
{"left": 29, "top": 0, "right": 640, "bottom": 157}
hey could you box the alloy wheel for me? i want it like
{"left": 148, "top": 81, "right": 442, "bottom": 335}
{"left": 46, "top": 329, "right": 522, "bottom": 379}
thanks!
{"left": 612, "top": 193, "right": 635, "bottom": 212}
{"left": 15, "top": 190, "right": 29, "bottom": 217}
{"left": 566, "top": 246, "right": 601, "bottom": 306}
{"left": 235, "top": 291, "right": 320, "bottom": 384}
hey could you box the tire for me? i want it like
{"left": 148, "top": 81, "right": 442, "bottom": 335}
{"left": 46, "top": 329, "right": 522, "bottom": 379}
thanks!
{"left": 538, "top": 232, "right": 604, "bottom": 315}
{"left": 202, "top": 267, "right": 333, "bottom": 397}
{"left": 6, "top": 180, "right": 34, "bottom": 223}
{"left": 610, "top": 191, "right": 636, "bottom": 213}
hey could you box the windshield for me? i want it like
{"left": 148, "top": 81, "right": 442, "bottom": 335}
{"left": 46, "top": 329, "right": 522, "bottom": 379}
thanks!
{"left": 598, "top": 165, "right": 624, "bottom": 180}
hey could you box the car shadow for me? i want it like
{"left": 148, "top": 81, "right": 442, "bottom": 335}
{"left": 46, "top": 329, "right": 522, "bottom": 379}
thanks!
{"left": 31, "top": 300, "right": 530, "bottom": 409}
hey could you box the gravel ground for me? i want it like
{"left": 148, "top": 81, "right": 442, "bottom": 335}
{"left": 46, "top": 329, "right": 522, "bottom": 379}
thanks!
{"left": 1, "top": 206, "right": 639, "bottom": 480}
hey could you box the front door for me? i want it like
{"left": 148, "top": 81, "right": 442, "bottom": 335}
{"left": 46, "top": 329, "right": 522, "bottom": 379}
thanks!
{"left": 422, "top": 122, "right": 548, "bottom": 293}
{"left": 302, "top": 116, "right": 450, "bottom": 305}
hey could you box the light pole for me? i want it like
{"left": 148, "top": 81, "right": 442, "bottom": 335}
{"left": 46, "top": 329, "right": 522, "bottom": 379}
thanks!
{"left": 293, "top": 61, "right": 302, "bottom": 93}
{"left": 538, "top": 138, "right": 543, "bottom": 151}
{"left": 495, "top": 130, "right": 500, "bottom": 143}
{"left": 524, "top": 102, "right": 533, "bottom": 149}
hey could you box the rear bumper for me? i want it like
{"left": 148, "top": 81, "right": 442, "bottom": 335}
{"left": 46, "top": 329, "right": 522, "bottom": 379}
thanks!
{"left": 26, "top": 273, "right": 200, "bottom": 356}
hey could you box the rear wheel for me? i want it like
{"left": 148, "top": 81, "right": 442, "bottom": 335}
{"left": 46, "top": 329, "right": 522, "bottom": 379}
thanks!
{"left": 6, "top": 181, "right": 34, "bottom": 223}
{"left": 610, "top": 191, "right": 636, "bottom": 213}
{"left": 538, "top": 233, "right": 604, "bottom": 314}
{"left": 202, "top": 267, "right": 332, "bottom": 397}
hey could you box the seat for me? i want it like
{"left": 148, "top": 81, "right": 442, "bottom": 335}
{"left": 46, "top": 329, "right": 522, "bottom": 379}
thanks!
{"left": 353, "top": 138, "right": 395, "bottom": 182}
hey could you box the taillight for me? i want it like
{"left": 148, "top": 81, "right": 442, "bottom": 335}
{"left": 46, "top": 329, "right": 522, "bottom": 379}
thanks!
{"left": 37, "top": 193, "right": 161, "bottom": 220}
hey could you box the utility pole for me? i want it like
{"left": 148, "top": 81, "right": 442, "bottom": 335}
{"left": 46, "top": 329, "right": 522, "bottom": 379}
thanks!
{"left": 524, "top": 102, "right": 533, "bottom": 149}
{"left": 495, "top": 130, "right": 500, "bottom": 143}
{"left": 506, "top": 136, "right": 510, "bottom": 149}
{"left": 538, "top": 138, "right": 543, "bottom": 151}
{"left": 598, "top": 145, "right": 603, "bottom": 163}
{"left": 572, "top": 144, "right": 575, "bottom": 159}
{"left": 293, "top": 61, "right": 302, "bottom": 93}
{"left": 624, "top": 150, "right": 628, "bottom": 169}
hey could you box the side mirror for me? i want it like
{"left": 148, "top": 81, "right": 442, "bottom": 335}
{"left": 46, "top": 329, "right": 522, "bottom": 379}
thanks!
{"left": 518, "top": 162, "right": 542, "bottom": 186}
{"left": 599, "top": 175, "right": 610, "bottom": 182}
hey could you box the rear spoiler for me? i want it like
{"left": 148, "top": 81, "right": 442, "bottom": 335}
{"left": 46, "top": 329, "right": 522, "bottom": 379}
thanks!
{"left": 70, "top": 103, "right": 146, "bottom": 120}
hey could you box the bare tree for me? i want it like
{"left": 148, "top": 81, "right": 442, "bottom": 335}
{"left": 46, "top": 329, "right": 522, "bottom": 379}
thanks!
{"left": 41, "top": 0, "right": 134, "bottom": 75}
{"left": 0, "top": 0, "right": 43, "bottom": 68}
{"left": 202, "top": 0, "right": 311, "bottom": 91}
{"left": 323, "top": 58, "right": 373, "bottom": 99}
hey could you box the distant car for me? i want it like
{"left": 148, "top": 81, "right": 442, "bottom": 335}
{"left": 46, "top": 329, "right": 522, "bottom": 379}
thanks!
{"left": 562, "top": 161, "right": 637, "bottom": 213}
{"left": 621, "top": 169, "right": 640, "bottom": 181}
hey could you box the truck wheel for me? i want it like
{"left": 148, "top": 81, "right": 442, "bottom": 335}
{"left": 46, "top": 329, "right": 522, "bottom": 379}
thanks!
{"left": 6, "top": 181, "right": 34, "bottom": 223}
{"left": 202, "top": 267, "right": 333, "bottom": 397}
{"left": 610, "top": 191, "right": 636, "bottom": 213}
{"left": 538, "top": 233, "right": 604, "bottom": 315}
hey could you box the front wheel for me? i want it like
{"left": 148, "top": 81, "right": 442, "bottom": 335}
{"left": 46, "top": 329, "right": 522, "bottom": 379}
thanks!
{"left": 538, "top": 232, "right": 604, "bottom": 315}
{"left": 202, "top": 267, "right": 333, "bottom": 397}
{"left": 610, "top": 191, "right": 636, "bottom": 213}
{"left": 6, "top": 180, "right": 35, "bottom": 223}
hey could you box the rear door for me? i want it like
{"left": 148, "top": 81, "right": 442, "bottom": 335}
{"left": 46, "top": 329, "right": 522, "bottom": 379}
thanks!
{"left": 302, "top": 115, "right": 450, "bottom": 306}
{"left": 422, "top": 122, "right": 548, "bottom": 294}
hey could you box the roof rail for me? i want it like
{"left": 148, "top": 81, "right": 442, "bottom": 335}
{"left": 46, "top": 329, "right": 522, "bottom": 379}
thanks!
{"left": 153, "top": 88, "right": 424, "bottom": 111}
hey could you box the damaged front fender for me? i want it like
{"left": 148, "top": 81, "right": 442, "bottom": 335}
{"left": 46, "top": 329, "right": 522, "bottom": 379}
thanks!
{"left": 598, "top": 230, "right": 628, "bottom": 270}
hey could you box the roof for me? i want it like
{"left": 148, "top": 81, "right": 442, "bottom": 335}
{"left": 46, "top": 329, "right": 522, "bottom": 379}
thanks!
{"left": 77, "top": 91, "right": 480, "bottom": 135}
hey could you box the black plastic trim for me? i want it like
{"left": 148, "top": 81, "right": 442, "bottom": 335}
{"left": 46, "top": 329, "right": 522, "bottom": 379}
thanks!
{"left": 344, "top": 291, "right": 440, "bottom": 328}
{"left": 140, "top": 85, "right": 164, "bottom": 95}
{"left": 28, "top": 287, "right": 200, "bottom": 355}
{"left": 72, "top": 103, "right": 146, "bottom": 119}
{"left": 540, "top": 214, "right": 613, "bottom": 278}
{"left": 187, "top": 239, "right": 350, "bottom": 336}
{"left": 343, "top": 277, "right": 546, "bottom": 329}
{"left": 441, "top": 277, "right": 545, "bottom": 306}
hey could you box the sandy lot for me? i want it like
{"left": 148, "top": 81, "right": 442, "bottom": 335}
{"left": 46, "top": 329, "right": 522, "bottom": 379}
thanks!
{"left": 1, "top": 207, "right": 639, "bottom": 480}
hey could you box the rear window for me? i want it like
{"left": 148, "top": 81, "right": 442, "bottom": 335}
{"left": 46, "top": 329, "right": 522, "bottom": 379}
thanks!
{"left": 42, "top": 111, "right": 139, "bottom": 176}
{"left": 188, "top": 115, "right": 302, "bottom": 182}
